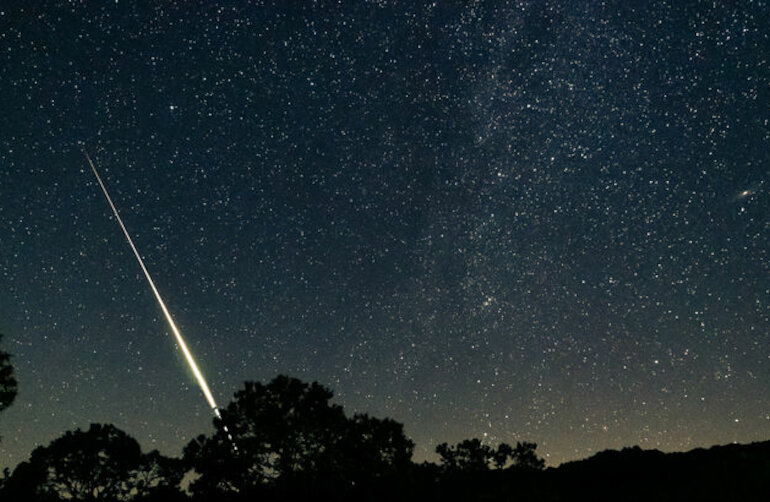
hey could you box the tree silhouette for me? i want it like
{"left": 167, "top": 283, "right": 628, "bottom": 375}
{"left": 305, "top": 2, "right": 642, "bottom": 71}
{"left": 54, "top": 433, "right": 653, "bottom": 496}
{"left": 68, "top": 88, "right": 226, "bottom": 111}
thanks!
{"left": 0, "top": 334, "right": 18, "bottom": 451}
{"left": 344, "top": 413, "right": 415, "bottom": 476}
{"left": 184, "top": 375, "right": 347, "bottom": 495}
{"left": 185, "top": 375, "right": 414, "bottom": 498}
{"left": 20, "top": 423, "right": 141, "bottom": 500}
{"left": 436, "top": 439, "right": 495, "bottom": 472}
{"left": 0, "top": 334, "right": 18, "bottom": 416}
{"left": 436, "top": 439, "right": 545, "bottom": 472}
{"left": 130, "top": 450, "right": 186, "bottom": 501}
{"left": 4, "top": 423, "right": 184, "bottom": 501}
{"left": 1, "top": 460, "right": 52, "bottom": 502}
{"left": 510, "top": 441, "right": 545, "bottom": 470}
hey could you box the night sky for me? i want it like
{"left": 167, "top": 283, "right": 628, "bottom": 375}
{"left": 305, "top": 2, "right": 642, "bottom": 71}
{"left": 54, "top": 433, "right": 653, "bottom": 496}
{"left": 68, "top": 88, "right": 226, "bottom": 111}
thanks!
{"left": 1, "top": 1, "right": 768, "bottom": 470}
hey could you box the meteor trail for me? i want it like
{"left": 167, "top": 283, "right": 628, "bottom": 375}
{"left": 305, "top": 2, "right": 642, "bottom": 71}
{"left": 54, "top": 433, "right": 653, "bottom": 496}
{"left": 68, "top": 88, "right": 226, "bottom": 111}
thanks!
{"left": 85, "top": 151, "right": 235, "bottom": 447}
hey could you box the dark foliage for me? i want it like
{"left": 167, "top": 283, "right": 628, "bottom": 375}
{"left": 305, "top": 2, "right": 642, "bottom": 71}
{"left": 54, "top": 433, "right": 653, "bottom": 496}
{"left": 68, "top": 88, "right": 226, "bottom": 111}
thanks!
{"left": 0, "top": 334, "right": 18, "bottom": 416}
{"left": 3, "top": 372, "right": 769, "bottom": 501}
{"left": 130, "top": 449, "right": 186, "bottom": 501}
{"left": 184, "top": 375, "right": 415, "bottom": 500}
{"left": 436, "top": 438, "right": 545, "bottom": 472}
{"left": 2, "top": 424, "right": 184, "bottom": 501}
{"left": 413, "top": 440, "right": 770, "bottom": 502}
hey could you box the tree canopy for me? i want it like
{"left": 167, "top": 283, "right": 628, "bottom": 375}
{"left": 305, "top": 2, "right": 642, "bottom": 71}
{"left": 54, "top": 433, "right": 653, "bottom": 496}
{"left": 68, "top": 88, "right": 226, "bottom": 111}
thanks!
{"left": 1, "top": 373, "right": 551, "bottom": 501}
{"left": 0, "top": 334, "right": 18, "bottom": 415}
{"left": 436, "top": 439, "right": 545, "bottom": 472}
{"left": 184, "top": 375, "right": 414, "bottom": 497}
{"left": 4, "top": 423, "right": 184, "bottom": 501}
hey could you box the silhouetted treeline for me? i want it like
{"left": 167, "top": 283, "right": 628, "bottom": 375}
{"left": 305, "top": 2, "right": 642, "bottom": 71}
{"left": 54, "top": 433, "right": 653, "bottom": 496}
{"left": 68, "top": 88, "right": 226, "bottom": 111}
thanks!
{"left": 1, "top": 374, "right": 769, "bottom": 501}
{"left": 0, "top": 334, "right": 18, "bottom": 437}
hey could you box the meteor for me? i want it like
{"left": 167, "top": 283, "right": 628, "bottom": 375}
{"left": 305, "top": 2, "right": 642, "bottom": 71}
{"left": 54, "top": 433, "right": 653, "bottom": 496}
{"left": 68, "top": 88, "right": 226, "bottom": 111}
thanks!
{"left": 85, "top": 151, "right": 235, "bottom": 448}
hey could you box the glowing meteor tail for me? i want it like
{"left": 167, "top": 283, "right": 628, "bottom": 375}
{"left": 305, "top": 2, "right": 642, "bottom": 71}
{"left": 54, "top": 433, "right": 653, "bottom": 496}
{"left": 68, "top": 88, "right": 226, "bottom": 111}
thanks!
{"left": 85, "top": 152, "right": 235, "bottom": 447}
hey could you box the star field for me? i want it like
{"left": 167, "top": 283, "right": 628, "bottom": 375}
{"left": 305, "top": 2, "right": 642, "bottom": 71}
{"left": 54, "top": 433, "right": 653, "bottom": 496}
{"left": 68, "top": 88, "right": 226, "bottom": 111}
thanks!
{"left": 0, "top": 1, "right": 768, "bottom": 469}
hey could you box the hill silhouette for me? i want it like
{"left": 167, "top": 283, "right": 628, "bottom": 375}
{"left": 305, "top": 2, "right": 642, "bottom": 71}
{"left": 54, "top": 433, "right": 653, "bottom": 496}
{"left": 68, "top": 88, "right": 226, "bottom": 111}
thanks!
{"left": 543, "top": 441, "right": 770, "bottom": 501}
{"left": 425, "top": 441, "right": 770, "bottom": 502}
